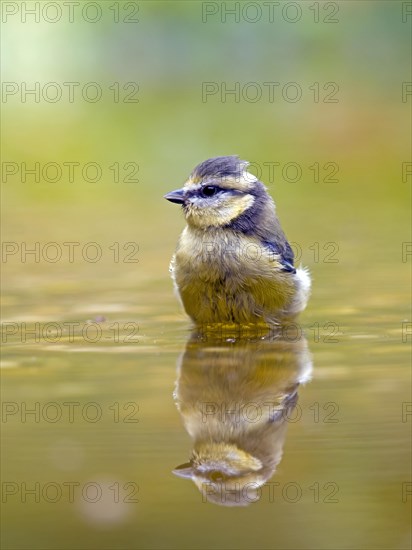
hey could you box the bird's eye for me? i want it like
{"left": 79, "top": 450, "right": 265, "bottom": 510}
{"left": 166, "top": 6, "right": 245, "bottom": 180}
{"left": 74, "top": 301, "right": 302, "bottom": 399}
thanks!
{"left": 201, "top": 185, "right": 218, "bottom": 198}
{"left": 209, "top": 471, "right": 224, "bottom": 482}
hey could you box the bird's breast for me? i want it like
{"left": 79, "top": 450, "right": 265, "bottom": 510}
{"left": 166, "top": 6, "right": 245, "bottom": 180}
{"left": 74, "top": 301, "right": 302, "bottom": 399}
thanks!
{"left": 175, "top": 227, "right": 284, "bottom": 280}
{"left": 172, "top": 227, "right": 296, "bottom": 325}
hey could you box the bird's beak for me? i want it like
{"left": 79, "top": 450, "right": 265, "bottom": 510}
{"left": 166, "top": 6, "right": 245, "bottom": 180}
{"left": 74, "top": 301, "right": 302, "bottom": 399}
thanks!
{"left": 172, "top": 462, "right": 194, "bottom": 479}
{"left": 164, "top": 188, "right": 185, "bottom": 204}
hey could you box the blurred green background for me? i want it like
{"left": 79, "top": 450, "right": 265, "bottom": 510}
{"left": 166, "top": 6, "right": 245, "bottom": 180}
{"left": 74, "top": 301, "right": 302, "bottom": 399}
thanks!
{"left": 1, "top": 1, "right": 411, "bottom": 549}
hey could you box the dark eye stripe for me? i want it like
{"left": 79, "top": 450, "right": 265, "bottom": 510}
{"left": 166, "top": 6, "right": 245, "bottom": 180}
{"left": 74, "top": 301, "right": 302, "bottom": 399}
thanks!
{"left": 185, "top": 186, "right": 244, "bottom": 199}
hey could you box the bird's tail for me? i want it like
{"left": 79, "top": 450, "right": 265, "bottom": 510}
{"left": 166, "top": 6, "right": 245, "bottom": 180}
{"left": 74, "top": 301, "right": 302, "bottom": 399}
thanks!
{"left": 288, "top": 267, "right": 311, "bottom": 316}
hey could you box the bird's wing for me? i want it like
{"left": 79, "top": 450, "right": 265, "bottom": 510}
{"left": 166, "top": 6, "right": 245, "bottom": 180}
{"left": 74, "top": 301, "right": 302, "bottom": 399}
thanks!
{"left": 262, "top": 240, "right": 296, "bottom": 273}
{"left": 258, "top": 212, "right": 296, "bottom": 273}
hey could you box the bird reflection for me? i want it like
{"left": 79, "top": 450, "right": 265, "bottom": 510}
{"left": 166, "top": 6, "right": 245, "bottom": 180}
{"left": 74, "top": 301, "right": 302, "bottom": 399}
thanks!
{"left": 173, "top": 329, "right": 312, "bottom": 506}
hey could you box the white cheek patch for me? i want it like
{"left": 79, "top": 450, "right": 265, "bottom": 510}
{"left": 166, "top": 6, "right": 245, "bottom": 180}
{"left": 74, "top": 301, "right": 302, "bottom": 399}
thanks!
{"left": 216, "top": 194, "right": 255, "bottom": 225}
{"left": 185, "top": 194, "right": 255, "bottom": 227}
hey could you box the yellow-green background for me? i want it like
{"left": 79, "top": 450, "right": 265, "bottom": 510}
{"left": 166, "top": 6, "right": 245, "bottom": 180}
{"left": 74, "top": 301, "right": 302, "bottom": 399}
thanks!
{"left": 1, "top": 1, "right": 411, "bottom": 549}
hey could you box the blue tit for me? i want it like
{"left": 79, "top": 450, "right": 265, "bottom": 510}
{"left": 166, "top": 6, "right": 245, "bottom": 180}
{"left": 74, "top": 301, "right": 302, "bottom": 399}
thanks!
{"left": 164, "top": 155, "right": 311, "bottom": 327}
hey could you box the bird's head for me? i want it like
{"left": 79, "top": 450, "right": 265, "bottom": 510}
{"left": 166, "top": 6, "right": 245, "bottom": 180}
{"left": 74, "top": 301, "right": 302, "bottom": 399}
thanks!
{"left": 164, "top": 156, "right": 269, "bottom": 229}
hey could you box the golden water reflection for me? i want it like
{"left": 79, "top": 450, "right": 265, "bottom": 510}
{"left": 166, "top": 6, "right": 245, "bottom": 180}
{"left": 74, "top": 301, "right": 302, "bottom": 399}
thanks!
{"left": 173, "top": 331, "right": 313, "bottom": 506}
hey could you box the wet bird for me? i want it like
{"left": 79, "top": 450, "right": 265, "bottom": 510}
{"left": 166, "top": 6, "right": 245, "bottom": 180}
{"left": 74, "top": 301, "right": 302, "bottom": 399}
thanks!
{"left": 164, "top": 156, "right": 311, "bottom": 327}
